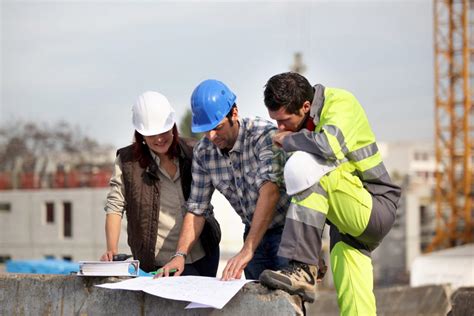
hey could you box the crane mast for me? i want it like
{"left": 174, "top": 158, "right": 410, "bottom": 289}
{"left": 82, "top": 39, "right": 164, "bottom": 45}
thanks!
{"left": 428, "top": 0, "right": 473, "bottom": 251}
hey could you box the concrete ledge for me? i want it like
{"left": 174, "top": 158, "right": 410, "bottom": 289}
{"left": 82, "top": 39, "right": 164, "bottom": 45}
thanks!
{"left": 449, "top": 287, "right": 474, "bottom": 316}
{"left": 306, "top": 284, "right": 452, "bottom": 315}
{"left": 1, "top": 274, "right": 471, "bottom": 315}
{"left": 374, "top": 284, "right": 451, "bottom": 315}
{"left": 0, "top": 274, "right": 303, "bottom": 315}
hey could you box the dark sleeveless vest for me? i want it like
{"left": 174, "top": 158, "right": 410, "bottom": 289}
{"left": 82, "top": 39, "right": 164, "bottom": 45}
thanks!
{"left": 117, "top": 137, "right": 196, "bottom": 272}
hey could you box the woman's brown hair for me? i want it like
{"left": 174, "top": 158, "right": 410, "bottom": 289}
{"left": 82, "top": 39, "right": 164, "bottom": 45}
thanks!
{"left": 132, "top": 124, "right": 180, "bottom": 169}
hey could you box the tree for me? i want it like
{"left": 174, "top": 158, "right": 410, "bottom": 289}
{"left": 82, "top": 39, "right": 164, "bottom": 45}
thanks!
{"left": 0, "top": 120, "right": 113, "bottom": 172}
{"left": 179, "top": 109, "right": 203, "bottom": 139}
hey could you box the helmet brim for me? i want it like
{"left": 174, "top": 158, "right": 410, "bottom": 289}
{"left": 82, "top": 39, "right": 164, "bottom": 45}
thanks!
{"left": 135, "top": 113, "right": 175, "bottom": 136}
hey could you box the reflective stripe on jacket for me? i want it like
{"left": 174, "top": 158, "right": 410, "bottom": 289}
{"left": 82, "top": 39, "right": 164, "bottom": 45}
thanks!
{"left": 282, "top": 85, "right": 401, "bottom": 208}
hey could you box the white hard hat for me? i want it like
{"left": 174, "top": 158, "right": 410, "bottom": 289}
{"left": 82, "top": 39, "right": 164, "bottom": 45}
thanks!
{"left": 284, "top": 151, "right": 337, "bottom": 195}
{"left": 132, "top": 91, "right": 176, "bottom": 136}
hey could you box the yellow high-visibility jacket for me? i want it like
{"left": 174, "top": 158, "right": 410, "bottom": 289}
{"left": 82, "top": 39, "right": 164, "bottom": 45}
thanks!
{"left": 282, "top": 85, "right": 401, "bottom": 208}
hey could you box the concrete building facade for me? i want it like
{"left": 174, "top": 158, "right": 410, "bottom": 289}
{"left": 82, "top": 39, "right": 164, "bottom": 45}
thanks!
{"left": 0, "top": 186, "right": 244, "bottom": 271}
{"left": 373, "top": 141, "right": 436, "bottom": 285}
{"left": 0, "top": 188, "right": 129, "bottom": 262}
{"left": 0, "top": 141, "right": 439, "bottom": 288}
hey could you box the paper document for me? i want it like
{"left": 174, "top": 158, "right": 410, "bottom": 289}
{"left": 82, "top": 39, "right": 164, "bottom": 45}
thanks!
{"left": 185, "top": 302, "right": 214, "bottom": 309}
{"left": 97, "top": 276, "right": 254, "bottom": 309}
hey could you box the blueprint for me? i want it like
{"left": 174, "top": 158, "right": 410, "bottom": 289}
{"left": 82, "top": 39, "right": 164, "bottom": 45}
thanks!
{"left": 96, "top": 276, "right": 254, "bottom": 309}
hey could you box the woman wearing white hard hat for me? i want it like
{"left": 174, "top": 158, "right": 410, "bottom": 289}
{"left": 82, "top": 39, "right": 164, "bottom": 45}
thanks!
{"left": 100, "top": 91, "right": 219, "bottom": 276}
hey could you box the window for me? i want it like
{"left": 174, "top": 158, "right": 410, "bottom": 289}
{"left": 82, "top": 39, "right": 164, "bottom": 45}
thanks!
{"left": 420, "top": 205, "right": 428, "bottom": 225}
{"left": 63, "top": 201, "right": 72, "bottom": 238}
{"left": 45, "top": 202, "right": 55, "bottom": 223}
{"left": 0, "top": 202, "right": 11, "bottom": 212}
{"left": 414, "top": 151, "right": 429, "bottom": 161}
{"left": 0, "top": 255, "right": 11, "bottom": 263}
{"left": 62, "top": 255, "right": 72, "bottom": 261}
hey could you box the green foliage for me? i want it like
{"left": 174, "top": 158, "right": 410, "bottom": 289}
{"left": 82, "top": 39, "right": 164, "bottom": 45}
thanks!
{"left": 179, "top": 109, "right": 203, "bottom": 139}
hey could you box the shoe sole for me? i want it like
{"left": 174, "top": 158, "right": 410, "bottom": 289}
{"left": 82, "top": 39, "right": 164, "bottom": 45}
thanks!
{"left": 259, "top": 272, "right": 315, "bottom": 303}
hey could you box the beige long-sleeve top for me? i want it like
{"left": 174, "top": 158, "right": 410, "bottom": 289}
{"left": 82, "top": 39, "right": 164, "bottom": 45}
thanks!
{"left": 104, "top": 149, "right": 205, "bottom": 266}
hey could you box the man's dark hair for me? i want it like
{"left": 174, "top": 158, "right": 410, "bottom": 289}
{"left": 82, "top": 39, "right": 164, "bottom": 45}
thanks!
{"left": 264, "top": 72, "right": 314, "bottom": 114}
{"left": 225, "top": 104, "right": 237, "bottom": 127}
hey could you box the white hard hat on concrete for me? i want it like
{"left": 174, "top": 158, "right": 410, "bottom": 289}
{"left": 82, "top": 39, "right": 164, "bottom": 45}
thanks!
{"left": 284, "top": 151, "right": 337, "bottom": 195}
{"left": 132, "top": 91, "right": 176, "bottom": 136}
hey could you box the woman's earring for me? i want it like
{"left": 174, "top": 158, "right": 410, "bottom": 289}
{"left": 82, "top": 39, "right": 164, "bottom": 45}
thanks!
{"left": 142, "top": 141, "right": 146, "bottom": 145}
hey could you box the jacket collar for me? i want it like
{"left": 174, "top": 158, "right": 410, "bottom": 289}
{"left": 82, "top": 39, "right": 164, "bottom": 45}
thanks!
{"left": 229, "top": 117, "right": 244, "bottom": 154}
{"left": 145, "top": 148, "right": 179, "bottom": 180}
{"left": 309, "top": 84, "right": 325, "bottom": 127}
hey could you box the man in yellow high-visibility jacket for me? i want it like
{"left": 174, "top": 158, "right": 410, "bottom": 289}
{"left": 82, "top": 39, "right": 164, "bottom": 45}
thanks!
{"left": 259, "top": 72, "right": 402, "bottom": 316}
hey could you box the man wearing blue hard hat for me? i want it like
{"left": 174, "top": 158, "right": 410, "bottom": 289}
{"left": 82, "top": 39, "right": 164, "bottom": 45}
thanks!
{"left": 159, "top": 79, "right": 290, "bottom": 280}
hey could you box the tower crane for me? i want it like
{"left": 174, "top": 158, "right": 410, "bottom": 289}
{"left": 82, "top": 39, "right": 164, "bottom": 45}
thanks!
{"left": 428, "top": 0, "right": 473, "bottom": 251}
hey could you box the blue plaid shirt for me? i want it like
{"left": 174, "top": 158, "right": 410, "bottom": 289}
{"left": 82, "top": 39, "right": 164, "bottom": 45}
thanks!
{"left": 186, "top": 117, "right": 290, "bottom": 228}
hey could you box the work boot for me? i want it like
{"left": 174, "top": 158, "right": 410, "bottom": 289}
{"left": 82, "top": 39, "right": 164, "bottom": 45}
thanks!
{"left": 259, "top": 261, "right": 318, "bottom": 303}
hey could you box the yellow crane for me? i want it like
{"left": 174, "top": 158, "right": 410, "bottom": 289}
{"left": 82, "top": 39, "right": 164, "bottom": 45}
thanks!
{"left": 428, "top": 0, "right": 474, "bottom": 251}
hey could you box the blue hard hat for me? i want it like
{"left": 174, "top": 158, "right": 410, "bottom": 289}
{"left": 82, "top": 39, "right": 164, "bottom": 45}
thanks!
{"left": 190, "top": 79, "right": 237, "bottom": 133}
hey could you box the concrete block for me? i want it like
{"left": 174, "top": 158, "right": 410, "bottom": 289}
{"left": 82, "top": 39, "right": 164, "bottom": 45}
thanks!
{"left": 449, "top": 287, "right": 474, "bottom": 316}
{"left": 305, "top": 284, "right": 451, "bottom": 315}
{"left": 304, "top": 290, "right": 339, "bottom": 316}
{"left": 1, "top": 274, "right": 462, "bottom": 315}
{"left": 374, "top": 285, "right": 451, "bottom": 315}
{"left": 0, "top": 274, "right": 303, "bottom": 316}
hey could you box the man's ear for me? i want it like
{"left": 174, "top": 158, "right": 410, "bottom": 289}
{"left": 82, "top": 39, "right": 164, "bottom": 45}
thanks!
{"left": 302, "top": 101, "right": 311, "bottom": 114}
{"left": 231, "top": 106, "right": 239, "bottom": 120}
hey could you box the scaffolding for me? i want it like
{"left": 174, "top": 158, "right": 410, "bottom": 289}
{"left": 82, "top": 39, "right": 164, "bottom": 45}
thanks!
{"left": 428, "top": 0, "right": 474, "bottom": 251}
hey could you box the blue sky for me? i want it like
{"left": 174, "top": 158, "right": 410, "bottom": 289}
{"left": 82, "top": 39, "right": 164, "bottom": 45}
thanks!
{"left": 1, "top": 0, "right": 434, "bottom": 147}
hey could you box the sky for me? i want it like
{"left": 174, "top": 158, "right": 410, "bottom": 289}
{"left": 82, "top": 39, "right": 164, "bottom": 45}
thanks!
{"left": 1, "top": 0, "right": 434, "bottom": 148}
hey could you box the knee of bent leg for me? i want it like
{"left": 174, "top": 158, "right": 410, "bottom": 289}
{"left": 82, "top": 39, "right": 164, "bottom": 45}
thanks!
{"left": 284, "top": 151, "right": 336, "bottom": 196}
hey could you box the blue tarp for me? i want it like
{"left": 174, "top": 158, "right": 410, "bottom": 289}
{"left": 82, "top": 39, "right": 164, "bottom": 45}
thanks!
{"left": 6, "top": 259, "right": 151, "bottom": 276}
{"left": 6, "top": 259, "right": 80, "bottom": 274}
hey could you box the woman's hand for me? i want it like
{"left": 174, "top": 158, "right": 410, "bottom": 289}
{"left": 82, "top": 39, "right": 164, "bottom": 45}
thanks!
{"left": 100, "top": 250, "right": 116, "bottom": 261}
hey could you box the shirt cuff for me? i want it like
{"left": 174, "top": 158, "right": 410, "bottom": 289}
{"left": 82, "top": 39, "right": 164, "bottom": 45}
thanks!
{"left": 186, "top": 202, "right": 213, "bottom": 217}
